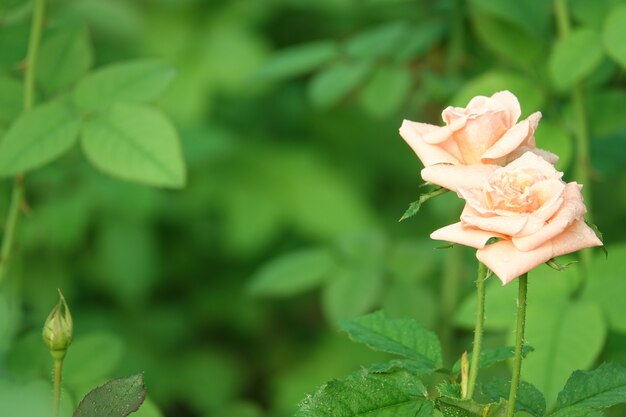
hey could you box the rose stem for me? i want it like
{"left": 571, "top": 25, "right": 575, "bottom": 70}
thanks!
{"left": 506, "top": 273, "right": 528, "bottom": 417}
{"left": 0, "top": 0, "right": 46, "bottom": 284}
{"left": 440, "top": 245, "right": 462, "bottom": 363}
{"left": 466, "top": 261, "right": 487, "bottom": 399}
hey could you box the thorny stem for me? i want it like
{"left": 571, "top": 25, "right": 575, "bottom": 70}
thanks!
{"left": 507, "top": 273, "right": 528, "bottom": 417}
{"left": 466, "top": 262, "right": 488, "bottom": 399}
{"left": 0, "top": 0, "right": 46, "bottom": 284}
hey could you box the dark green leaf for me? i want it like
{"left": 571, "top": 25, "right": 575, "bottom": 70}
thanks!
{"left": 604, "top": 3, "right": 626, "bottom": 69}
{"left": 369, "top": 359, "right": 436, "bottom": 375}
{"left": 555, "top": 362, "right": 626, "bottom": 410}
{"left": 81, "top": 103, "right": 186, "bottom": 188}
{"left": 452, "top": 345, "right": 534, "bottom": 374}
{"left": 533, "top": 121, "right": 573, "bottom": 171}
{"left": 0, "top": 102, "right": 81, "bottom": 176}
{"left": 585, "top": 244, "right": 626, "bottom": 332}
{"left": 482, "top": 378, "right": 546, "bottom": 417}
{"left": 0, "top": 75, "right": 22, "bottom": 125}
{"left": 437, "top": 381, "right": 462, "bottom": 400}
{"left": 73, "top": 374, "right": 146, "bottom": 417}
{"left": 73, "top": 59, "right": 175, "bottom": 112}
{"left": 548, "top": 28, "right": 604, "bottom": 90}
{"left": 255, "top": 41, "right": 337, "bottom": 81}
{"left": 345, "top": 22, "right": 409, "bottom": 60}
{"left": 307, "top": 61, "right": 371, "bottom": 109}
{"left": 296, "top": 369, "right": 430, "bottom": 417}
{"left": 585, "top": 220, "right": 607, "bottom": 257}
{"left": 546, "top": 258, "right": 578, "bottom": 271}
{"left": 340, "top": 311, "right": 442, "bottom": 371}
{"left": 36, "top": 25, "right": 92, "bottom": 94}
{"left": 393, "top": 22, "right": 445, "bottom": 61}
{"left": 399, "top": 186, "right": 447, "bottom": 221}
{"left": 358, "top": 65, "right": 411, "bottom": 118}
{"left": 548, "top": 406, "right": 604, "bottom": 417}
{"left": 248, "top": 248, "right": 335, "bottom": 297}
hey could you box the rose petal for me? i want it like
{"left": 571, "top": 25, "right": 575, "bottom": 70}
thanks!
{"left": 477, "top": 239, "right": 553, "bottom": 285}
{"left": 399, "top": 120, "right": 461, "bottom": 166}
{"left": 480, "top": 112, "right": 541, "bottom": 163}
{"left": 491, "top": 91, "right": 522, "bottom": 126}
{"left": 421, "top": 164, "right": 498, "bottom": 192}
{"left": 461, "top": 209, "right": 528, "bottom": 236}
{"left": 431, "top": 222, "right": 503, "bottom": 249}
{"left": 499, "top": 150, "right": 561, "bottom": 177}
{"left": 512, "top": 182, "right": 586, "bottom": 251}
{"left": 530, "top": 147, "right": 559, "bottom": 165}
{"left": 550, "top": 218, "right": 603, "bottom": 258}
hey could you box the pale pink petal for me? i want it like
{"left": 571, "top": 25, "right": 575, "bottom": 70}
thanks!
{"left": 530, "top": 147, "right": 559, "bottom": 165}
{"left": 512, "top": 183, "right": 586, "bottom": 251}
{"left": 481, "top": 112, "right": 541, "bottom": 162}
{"left": 399, "top": 120, "right": 461, "bottom": 166}
{"left": 457, "top": 188, "right": 491, "bottom": 215}
{"left": 421, "top": 164, "right": 498, "bottom": 192}
{"left": 550, "top": 219, "right": 603, "bottom": 257}
{"left": 499, "top": 150, "right": 561, "bottom": 177}
{"left": 477, "top": 239, "right": 553, "bottom": 285}
{"left": 431, "top": 222, "right": 503, "bottom": 249}
{"left": 461, "top": 211, "right": 528, "bottom": 236}
{"left": 491, "top": 91, "right": 521, "bottom": 126}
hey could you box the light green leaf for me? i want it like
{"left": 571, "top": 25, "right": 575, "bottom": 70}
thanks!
{"left": 449, "top": 71, "right": 544, "bottom": 117}
{"left": 393, "top": 22, "right": 445, "bottom": 61}
{"left": 63, "top": 332, "right": 125, "bottom": 392}
{"left": 382, "top": 282, "right": 437, "bottom": 328}
{"left": 296, "top": 369, "right": 431, "bottom": 417}
{"left": 340, "top": 311, "right": 442, "bottom": 371}
{"left": 0, "top": 378, "right": 73, "bottom": 417}
{"left": 555, "top": 362, "right": 626, "bottom": 410}
{"left": 73, "top": 374, "right": 145, "bottom": 417}
{"left": 248, "top": 248, "right": 335, "bottom": 297}
{"left": 74, "top": 59, "right": 175, "bottom": 111}
{"left": 548, "top": 406, "right": 604, "bottom": 417}
{"left": 0, "top": 75, "right": 22, "bottom": 125}
{"left": 322, "top": 266, "right": 384, "bottom": 325}
{"left": 571, "top": 0, "right": 617, "bottom": 28}
{"left": 518, "top": 299, "right": 606, "bottom": 407}
{"left": 307, "top": 61, "right": 371, "bottom": 109}
{"left": 36, "top": 26, "right": 92, "bottom": 94}
{"left": 454, "top": 277, "right": 518, "bottom": 331}
{"left": 548, "top": 28, "right": 604, "bottom": 90}
{"left": 451, "top": 346, "right": 534, "bottom": 374}
{"left": 399, "top": 186, "right": 448, "bottom": 221}
{"left": 255, "top": 41, "right": 337, "bottom": 81}
{"left": 358, "top": 65, "right": 411, "bottom": 118}
{"left": 345, "top": 21, "right": 409, "bottom": 60}
{"left": 534, "top": 121, "right": 573, "bottom": 171}
{"left": 482, "top": 378, "right": 546, "bottom": 417}
{"left": 585, "top": 244, "right": 626, "bottom": 332}
{"left": 587, "top": 90, "right": 626, "bottom": 138}
{"left": 604, "top": 3, "right": 626, "bottom": 69}
{"left": 0, "top": 102, "right": 81, "bottom": 176}
{"left": 468, "top": 0, "right": 551, "bottom": 34}
{"left": 81, "top": 103, "right": 186, "bottom": 188}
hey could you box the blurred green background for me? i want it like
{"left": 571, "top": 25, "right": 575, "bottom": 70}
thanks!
{"left": 1, "top": 0, "right": 626, "bottom": 416}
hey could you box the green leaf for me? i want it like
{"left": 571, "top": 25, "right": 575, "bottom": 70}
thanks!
{"left": 399, "top": 186, "right": 448, "bottom": 221}
{"left": 36, "top": 25, "right": 92, "bottom": 94}
{"left": 0, "top": 102, "right": 81, "bottom": 176}
{"left": 340, "top": 311, "right": 442, "bottom": 371}
{"left": 437, "top": 398, "right": 488, "bottom": 416}
{"left": 369, "top": 359, "right": 437, "bottom": 375}
{"left": 518, "top": 299, "right": 606, "bottom": 407}
{"left": 0, "top": 75, "right": 22, "bottom": 125}
{"left": 548, "top": 406, "right": 604, "bottom": 417}
{"left": 248, "top": 248, "right": 335, "bottom": 297}
{"left": 358, "top": 65, "right": 411, "bottom": 118}
{"left": 451, "top": 345, "right": 534, "bottom": 374}
{"left": 307, "top": 61, "right": 371, "bottom": 109}
{"left": 555, "top": 362, "right": 626, "bottom": 410}
{"left": 345, "top": 22, "right": 409, "bottom": 61}
{"left": 533, "top": 121, "right": 573, "bottom": 171}
{"left": 449, "top": 71, "right": 544, "bottom": 117}
{"left": 454, "top": 277, "right": 518, "bottom": 331}
{"left": 468, "top": 0, "right": 551, "bottom": 34}
{"left": 73, "top": 374, "right": 146, "bottom": 417}
{"left": 481, "top": 378, "right": 546, "bottom": 417}
{"left": 73, "top": 59, "right": 175, "bottom": 112}
{"left": 295, "top": 369, "right": 431, "bottom": 417}
{"left": 255, "top": 41, "right": 337, "bottom": 81}
{"left": 393, "top": 22, "right": 445, "bottom": 61}
{"left": 437, "top": 381, "right": 462, "bottom": 400}
{"left": 81, "top": 103, "right": 186, "bottom": 188}
{"left": 604, "top": 3, "right": 626, "bottom": 69}
{"left": 585, "top": 244, "right": 626, "bottom": 332}
{"left": 548, "top": 28, "right": 604, "bottom": 91}
{"left": 322, "top": 265, "right": 384, "bottom": 325}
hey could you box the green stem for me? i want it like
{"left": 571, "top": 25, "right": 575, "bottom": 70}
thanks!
{"left": 0, "top": 0, "right": 46, "bottom": 284}
{"left": 466, "top": 262, "right": 487, "bottom": 399}
{"left": 506, "top": 273, "right": 528, "bottom": 417}
{"left": 439, "top": 245, "right": 462, "bottom": 363}
{"left": 53, "top": 356, "right": 64, "bottom": 417}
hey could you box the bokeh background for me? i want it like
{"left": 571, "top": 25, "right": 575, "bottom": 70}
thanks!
{"left": 1, "top": 0, "right": 626, "bottom": 416}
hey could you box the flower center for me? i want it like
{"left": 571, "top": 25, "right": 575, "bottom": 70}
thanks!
{"left": 484, "top": 169, "right": 542, "bottom": 213}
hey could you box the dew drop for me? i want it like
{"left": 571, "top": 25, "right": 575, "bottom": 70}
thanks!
{"left": 503, "top": 257, "right": 511, "bottom": 263}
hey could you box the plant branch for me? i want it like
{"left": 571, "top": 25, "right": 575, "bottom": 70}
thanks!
{"left": 507, "top": 273, "right": 528, "bottom": 417}
{"left": 466, "top": 262, "right": 487, "bottom": 399}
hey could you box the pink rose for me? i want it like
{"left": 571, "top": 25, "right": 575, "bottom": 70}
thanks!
{"left": 428, "top": 152, "right": 603, "bottom": 284}
{"left": 399, "top": 91, "right": 557, "bottom": 190}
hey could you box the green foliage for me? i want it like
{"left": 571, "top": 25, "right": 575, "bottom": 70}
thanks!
{"left": 358, "top": 65, "right": 411, "bottom": 118}
{"left": 554, "top": 362, "right": 626, "bottom": 410}
{"left": 73, "top": 374, "right": 146, "bottom": 417}
{"left": 340, "top": 311, "right": 443, "bottom": 371}
{"left": 308, "top": 61, "right": 371, "bottom": 110}
{"left": 0, "top": 75, "right": 23, "bottom": 125}
{"left": 0, "top": 102, "right": 81, "bottom": 175}
{"left": 548, "top": 28, "right": 604, "bottom": 91}
{"left": 481, "top": 378, "right": 546, "bottom": 417}
{"left": 400, "top": 186, "right": 448, "bottom": 221}
{"left": 255, "top": 41, "right": 337, "bottom": 81}
{"left": 81, "top": 103, "right": 186, "bottom": 188}
{"left": 603, "top": 3, "right": 626, "bottom": 69}
{"left": 451, "top": 346, "right": 534, "bottom": 374}
{"left": 296, "top": 369, "right": 431, "bottom": 417}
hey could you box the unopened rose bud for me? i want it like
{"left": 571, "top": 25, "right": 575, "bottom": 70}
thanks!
{"left": 42, "top": 289, "right": 73, "bottom": 360}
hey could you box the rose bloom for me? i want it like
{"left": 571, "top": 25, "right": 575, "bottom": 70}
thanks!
{"left": 427, "top": 152, "right": 603, "bottom": 284}
{"left": 399, "top": 91, "right": 557, "bottom": 191}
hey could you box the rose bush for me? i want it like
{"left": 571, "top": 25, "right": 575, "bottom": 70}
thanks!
{"left": 399, "top": 91, "right": 557, "bottom": 191}
{"left": 426, "top": 152, "right": 602, "bottom": 284}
